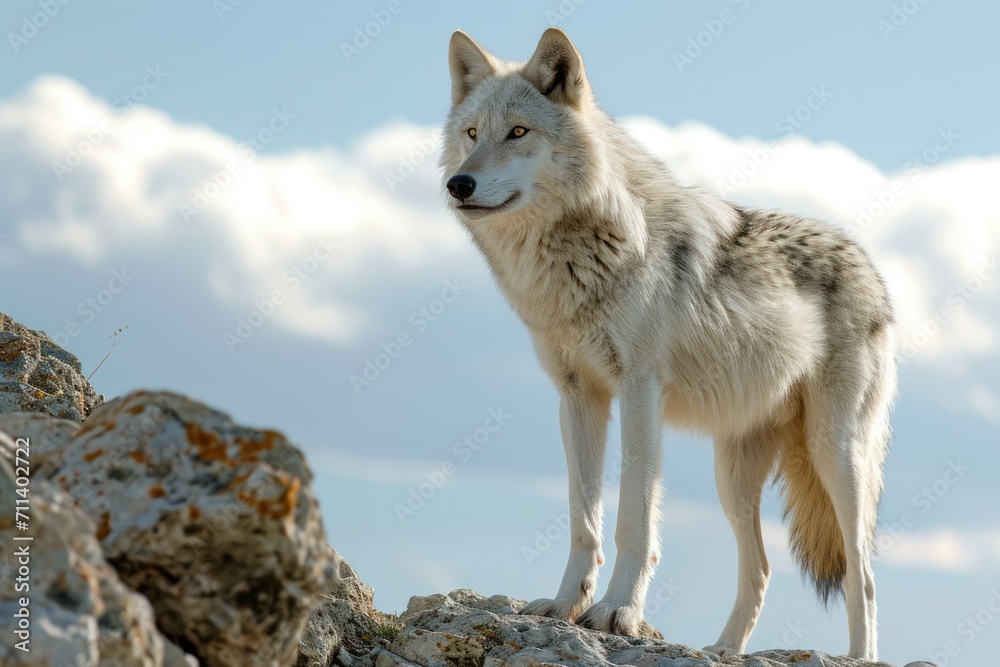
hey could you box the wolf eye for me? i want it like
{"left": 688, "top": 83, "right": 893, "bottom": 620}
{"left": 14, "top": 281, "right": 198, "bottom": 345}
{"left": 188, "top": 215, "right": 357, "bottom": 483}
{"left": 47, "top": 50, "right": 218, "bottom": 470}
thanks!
{"left": 467, "top": 128, "right": 477, "bottom": 139}
{"left": 509, "top": 126, "right": 529, "bottom": 139}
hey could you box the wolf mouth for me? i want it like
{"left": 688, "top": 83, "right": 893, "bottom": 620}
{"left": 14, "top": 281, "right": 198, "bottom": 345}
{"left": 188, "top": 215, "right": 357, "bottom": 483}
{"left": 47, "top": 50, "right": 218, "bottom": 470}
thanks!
{"left": 457, "top": 192, "right": 521, "bottom": 216}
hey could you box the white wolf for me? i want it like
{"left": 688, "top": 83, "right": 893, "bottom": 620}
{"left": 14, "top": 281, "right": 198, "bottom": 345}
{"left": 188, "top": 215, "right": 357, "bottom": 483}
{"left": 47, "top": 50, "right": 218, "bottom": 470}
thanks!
{"left": 440, "top": 28, "right": 896, "bottom": 661}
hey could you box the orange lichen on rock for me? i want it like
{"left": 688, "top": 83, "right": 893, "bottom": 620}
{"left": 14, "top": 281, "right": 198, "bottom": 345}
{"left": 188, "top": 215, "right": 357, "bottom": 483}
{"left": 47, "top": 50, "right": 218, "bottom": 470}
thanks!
{"left": 188, "top": 504, "right": 201, "bottom": 521}
{"left": 77, "top": 420, "right": 116, "bottom": 437}
{"left": 185, "top": 422, "right": 229, "bottom": 462}
{"left": 127, "top": 450, "right": 146, "bottom": 463}
{"left": 83, "top": 448, "right": 104, "bottom": 462}
{"left": 148, "top": 485, "right": 167, "bottom": 498}
{"left": 225, "top": 471, "right": 251, "bottom": 491}
{"left": 273, "top": 476, "right": 301, "bottom": 520}
{"left": 96, "top": 512, "right": 112, "bottom": 540}
{"left": 234, "top": 429, "right": 281, "bottom": 463}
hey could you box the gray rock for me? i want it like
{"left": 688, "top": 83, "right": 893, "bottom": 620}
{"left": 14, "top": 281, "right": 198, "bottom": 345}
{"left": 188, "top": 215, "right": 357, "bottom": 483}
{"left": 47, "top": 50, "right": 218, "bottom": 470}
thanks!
{"left": 376, "top": 590, "right": 897, "bottom": 667}
{"left": 0, "top": 430, "right": 193, "bottom": 666}
{"left": 0, "top": 410, "right": 80, "bottom": 476}
{"left": 41, "top": 390, "right": 330, "bottom": 667}
{"left": 297, "top": 548, "right": 403, "bottom": 667}
{"left": 0, "top": 312, "right": 103, "bottom": 421}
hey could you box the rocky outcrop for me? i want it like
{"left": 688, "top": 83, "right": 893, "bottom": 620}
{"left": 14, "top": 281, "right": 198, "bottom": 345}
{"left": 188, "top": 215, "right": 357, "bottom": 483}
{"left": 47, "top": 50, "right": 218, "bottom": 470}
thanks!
{"left": 0, "top": 312, "right": 103, "bottom": 421}
{"left": 298, "top": 564, "right": 917, "bottom": 667}
{"left": 33, "top": 390, "right": 331, "bottom": 666}
{"left": 296, "top": 548, "right": 403, "bottom": 667}
{"left": 373, "top": 590, "right": 899, "bottom": 667}
{"left": 0, "top": 431, "right": 193, "bottom": 666}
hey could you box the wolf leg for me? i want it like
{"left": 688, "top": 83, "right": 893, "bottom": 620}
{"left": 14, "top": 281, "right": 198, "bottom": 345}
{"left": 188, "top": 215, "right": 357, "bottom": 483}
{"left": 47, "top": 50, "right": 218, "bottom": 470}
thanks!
{"left": 804, "top": 390, "right": 885, "bottom": 661}
{"left": 576, "top": 374, "right": 661, "bottom": 636}
{"left": 521, "top": 385, "right": 610, "bottom": 622}
{"left": 703, "top": 427, "right": 781, "bottom": 657}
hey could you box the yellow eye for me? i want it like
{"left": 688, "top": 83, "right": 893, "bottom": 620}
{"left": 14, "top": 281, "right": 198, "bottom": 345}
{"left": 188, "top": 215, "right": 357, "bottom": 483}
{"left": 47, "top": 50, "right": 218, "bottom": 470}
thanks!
{"left": 467, "top": 127, "right": 477, "bottom": 139}
{"left": 511, "top": 126, "right": 528, "bottom": 138}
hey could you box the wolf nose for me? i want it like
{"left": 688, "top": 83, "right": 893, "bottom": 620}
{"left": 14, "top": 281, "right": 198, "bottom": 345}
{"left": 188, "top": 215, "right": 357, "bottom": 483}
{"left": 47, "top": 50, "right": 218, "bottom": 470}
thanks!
{"left": 447, "top": 174, "right": 476, "bottom": 200}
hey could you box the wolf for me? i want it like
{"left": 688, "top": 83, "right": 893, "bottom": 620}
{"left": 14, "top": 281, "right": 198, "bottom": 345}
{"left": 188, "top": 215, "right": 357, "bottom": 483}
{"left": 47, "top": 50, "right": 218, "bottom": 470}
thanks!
{"left": 440, "top": 27, "right": 896, "bottom": 661}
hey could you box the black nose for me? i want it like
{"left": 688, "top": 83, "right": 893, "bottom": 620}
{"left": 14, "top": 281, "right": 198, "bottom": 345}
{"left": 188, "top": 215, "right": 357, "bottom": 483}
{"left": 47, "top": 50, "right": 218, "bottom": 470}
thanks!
{"left": 447, "top": 174, "right": 476, "bottom": 200}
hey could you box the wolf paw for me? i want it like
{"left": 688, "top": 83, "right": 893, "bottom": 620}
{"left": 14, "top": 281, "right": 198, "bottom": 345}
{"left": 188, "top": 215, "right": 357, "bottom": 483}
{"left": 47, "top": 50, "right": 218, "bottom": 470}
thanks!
{"left": 575, "top": 601, "right": 643, "bottom": 636}
{"left": 702, "top": 643, "right": 743, "bottom": 658}
{"left": 520, "top": 595, "right": 590, "bottom": 622}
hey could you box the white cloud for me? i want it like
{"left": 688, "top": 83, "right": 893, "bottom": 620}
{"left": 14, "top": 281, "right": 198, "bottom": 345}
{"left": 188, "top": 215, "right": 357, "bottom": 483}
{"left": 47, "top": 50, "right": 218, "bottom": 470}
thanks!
{"left": 1, "top": 75, "right": 997, "bottom": 373}
{"left": 879, "top": 528, "right": 1000, "bottom": 572}
{"left": 968, "top": 384, "right": 1000, "bottom": 424}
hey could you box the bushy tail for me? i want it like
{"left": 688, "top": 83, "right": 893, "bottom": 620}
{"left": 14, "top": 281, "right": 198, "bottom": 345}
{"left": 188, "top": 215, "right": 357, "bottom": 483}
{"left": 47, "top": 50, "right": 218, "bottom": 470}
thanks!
{"left": 775, "top": 413, "right": 846, "bottom": 606}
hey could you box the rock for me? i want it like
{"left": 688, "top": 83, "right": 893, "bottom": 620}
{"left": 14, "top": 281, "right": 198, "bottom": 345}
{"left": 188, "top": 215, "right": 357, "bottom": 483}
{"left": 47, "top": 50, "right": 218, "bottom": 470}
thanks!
{"left": 0, "top": 411, "right": 79, "bottom": 476}
{"left": 40, "top": 390, "right": 330, "bottom": 667}
{"left": 0, "top": 312, "right": 103, "bottom": 421}
{"left": 296, "top": 548, "right": 403, "bottom": 667}
{"left": 0, "top": 430, "right": 194, "bottom": 666}
{"left": 374, "top": 590, "right": 898, "bottom": 667}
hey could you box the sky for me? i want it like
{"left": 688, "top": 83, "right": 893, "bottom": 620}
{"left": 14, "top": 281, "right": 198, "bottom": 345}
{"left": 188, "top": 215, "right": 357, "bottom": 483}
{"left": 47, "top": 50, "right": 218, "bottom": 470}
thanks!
{"left": 1, "top": 1, "right": 998, "bottom": 665}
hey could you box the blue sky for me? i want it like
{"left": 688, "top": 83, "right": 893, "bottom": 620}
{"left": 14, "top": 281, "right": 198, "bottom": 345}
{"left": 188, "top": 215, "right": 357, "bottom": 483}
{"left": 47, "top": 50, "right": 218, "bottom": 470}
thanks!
{"left": 2, "top": 2, "right": 999, "bottom": 665}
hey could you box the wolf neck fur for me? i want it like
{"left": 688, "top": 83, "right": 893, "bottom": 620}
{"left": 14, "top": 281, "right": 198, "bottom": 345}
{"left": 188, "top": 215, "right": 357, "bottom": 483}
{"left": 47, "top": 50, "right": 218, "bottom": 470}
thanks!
{"left": 468, "top": 120, "right": 669, "bottom": 332}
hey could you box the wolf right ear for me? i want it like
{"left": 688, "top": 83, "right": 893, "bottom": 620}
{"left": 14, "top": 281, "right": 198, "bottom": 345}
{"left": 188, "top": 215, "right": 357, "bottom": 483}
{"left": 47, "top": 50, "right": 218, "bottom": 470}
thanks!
{"left": 522, "top": 28, "right": 590, "bottom": 108}
{"left": 449, "top": 31, "right": 498, "bottom": 106}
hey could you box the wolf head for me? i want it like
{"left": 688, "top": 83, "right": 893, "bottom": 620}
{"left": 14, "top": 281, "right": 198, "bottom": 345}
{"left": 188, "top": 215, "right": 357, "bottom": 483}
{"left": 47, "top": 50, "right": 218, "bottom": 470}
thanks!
{"left": 441, "top": 28, "right": 605, "bottom": 224}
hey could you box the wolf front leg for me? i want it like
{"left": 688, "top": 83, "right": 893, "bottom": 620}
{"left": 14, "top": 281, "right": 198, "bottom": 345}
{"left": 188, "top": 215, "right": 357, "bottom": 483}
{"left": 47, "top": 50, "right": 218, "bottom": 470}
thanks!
{"left": 577, "top": 374, "right": 662, "bottom": 636}
{"left": 521, "top": 384, "right": 611, "bottom": 622}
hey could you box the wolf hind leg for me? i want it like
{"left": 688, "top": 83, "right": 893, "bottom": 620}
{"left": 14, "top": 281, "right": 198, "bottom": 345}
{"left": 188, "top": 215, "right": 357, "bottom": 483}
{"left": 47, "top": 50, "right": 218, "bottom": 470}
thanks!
{"left": 801, "top": 370, "right": 891, "bottom": 661}
{"left": 703, "top": 423, "right": 782, "bottom": 657}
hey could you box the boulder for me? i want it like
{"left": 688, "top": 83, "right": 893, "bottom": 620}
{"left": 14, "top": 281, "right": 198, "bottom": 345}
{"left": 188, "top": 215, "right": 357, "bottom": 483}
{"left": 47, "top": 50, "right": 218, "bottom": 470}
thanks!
{"left": 0, "top": 410, "right": 79, "bottom": 476}
{"left": 0, "top": 430, "right": 193, "bottom": 666}
{"left": 0, "top": 312, "right": 103, "bottom": 421}
{"left": 39, "top": 390, "right": 330, "bottom": 667}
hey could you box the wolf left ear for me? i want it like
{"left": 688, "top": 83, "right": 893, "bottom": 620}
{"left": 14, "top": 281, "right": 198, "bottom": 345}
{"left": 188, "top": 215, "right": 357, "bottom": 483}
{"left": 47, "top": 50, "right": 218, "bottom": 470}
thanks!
{"left": 522, "top": 28, "right": 590, "bottom": 108}
{"left": 449, "top": 31, "right": 498, "bottom": 106}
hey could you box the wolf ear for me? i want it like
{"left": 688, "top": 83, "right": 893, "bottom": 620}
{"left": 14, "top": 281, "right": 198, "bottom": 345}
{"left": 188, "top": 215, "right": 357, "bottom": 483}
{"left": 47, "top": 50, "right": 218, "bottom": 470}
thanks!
{"left": 449, "top": 31, "right": 498, "bottom": 106}
{"left": 522, "top": 28, "right": 590, "bottom": 107}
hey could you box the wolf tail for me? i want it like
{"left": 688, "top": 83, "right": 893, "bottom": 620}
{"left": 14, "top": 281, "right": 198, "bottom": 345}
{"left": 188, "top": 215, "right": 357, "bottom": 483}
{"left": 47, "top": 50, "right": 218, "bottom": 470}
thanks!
{"left": 775, "top": 414, "right": 847, "bottom": 606}
{"left": 774, "top": 379, "right": 892, "bottom": 606}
